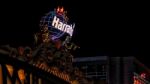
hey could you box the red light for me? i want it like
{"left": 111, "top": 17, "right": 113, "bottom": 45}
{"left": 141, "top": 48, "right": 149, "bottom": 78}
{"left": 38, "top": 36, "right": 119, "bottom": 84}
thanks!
{"left": 133, "top": 73, "right": 147, "bottom": 84}
{"left": 140, "top": 73, "right": 146, "bottom": 79}
{"left": 56, "top": 6, "right": 64, "bottom": 15}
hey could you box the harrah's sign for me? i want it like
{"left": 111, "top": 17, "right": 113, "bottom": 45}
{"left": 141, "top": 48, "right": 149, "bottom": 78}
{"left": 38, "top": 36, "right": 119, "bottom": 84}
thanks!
{"left": 52, "top": 16, "right": 75, "bottom": 36}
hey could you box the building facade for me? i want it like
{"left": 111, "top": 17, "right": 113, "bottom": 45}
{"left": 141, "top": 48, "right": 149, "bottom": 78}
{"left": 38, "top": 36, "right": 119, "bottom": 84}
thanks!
{"left": 73, "top": 56, "right": 109, "bottom": 84}
{"left": 73, "top": 56, "right": 150, "bottom": 84}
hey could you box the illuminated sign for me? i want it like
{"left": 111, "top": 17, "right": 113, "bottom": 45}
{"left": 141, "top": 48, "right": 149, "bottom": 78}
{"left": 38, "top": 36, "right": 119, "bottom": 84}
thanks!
{"left": 40, "top": 7, "right": 75, "bottom": 40}
{"left": 52, "top": 16, "right": 75, "bottom": 36}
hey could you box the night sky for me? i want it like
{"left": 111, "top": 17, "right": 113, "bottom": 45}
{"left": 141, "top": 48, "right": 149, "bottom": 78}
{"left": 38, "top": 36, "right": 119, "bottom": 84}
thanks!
{"left": 0, "top": 1, "right": 149, "bottom": 67}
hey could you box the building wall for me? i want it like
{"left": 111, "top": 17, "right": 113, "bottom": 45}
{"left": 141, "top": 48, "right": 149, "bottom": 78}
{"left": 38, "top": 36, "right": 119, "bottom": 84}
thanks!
{"left": 109, "top": 57, "right": 121, "bottom": 84}
{"left": 123, "top": 57, "right": 134, "bottom": 84}
{"left": 0, "top": 65, "right": 2, "bottom": 84}
{"left": 73, "top": 56, "right": 108, "bottom": 84}
{"left": 74, "top": 56, "right": 150, "bottom": 84}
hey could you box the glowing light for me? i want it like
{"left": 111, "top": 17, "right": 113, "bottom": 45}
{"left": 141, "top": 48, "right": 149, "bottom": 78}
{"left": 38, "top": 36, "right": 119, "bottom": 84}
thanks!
{"left": 52, "top": 16, "right": 75, "bottom": 36}
{"left": 60, "top": 7, "right": 64, "bottom": 13}
{"left": 140, "top": 73, "right": 146, "bottom": 79}
{"left": 40, "top": 7, "right": 75, "bottom": 40}
{"left": 18, "top": 69, "right": 25, "bottom": 81}
{"left": 133, "top": 73, "right": 148, "bottom": 84}
{"left": 6, "top": 65, "right": 13, "bottom": 76}
{"left": 57, "top": 7, "right": 64, "bottom": 14}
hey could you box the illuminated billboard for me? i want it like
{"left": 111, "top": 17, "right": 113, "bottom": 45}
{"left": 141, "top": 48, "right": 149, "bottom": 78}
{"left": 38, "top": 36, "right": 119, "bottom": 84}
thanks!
{"left": 40, "top": 7, "right": 75, "bottom": 41}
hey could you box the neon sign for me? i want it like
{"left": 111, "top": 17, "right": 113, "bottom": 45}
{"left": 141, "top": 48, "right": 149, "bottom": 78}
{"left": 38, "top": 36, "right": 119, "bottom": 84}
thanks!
{"left": 40, "top": 7, "right": 75, "bottom": 40}
{"left": 52, "top": 16, "right": 75, "bottom": 36}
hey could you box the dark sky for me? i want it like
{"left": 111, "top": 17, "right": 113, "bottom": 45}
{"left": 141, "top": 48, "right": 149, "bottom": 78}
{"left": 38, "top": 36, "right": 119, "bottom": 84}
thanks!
{"left": 0, "top": 1, "right": 149, "bottom": 67}
{"left": 0, "top": 0, "right": 79, "bottom": 46}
